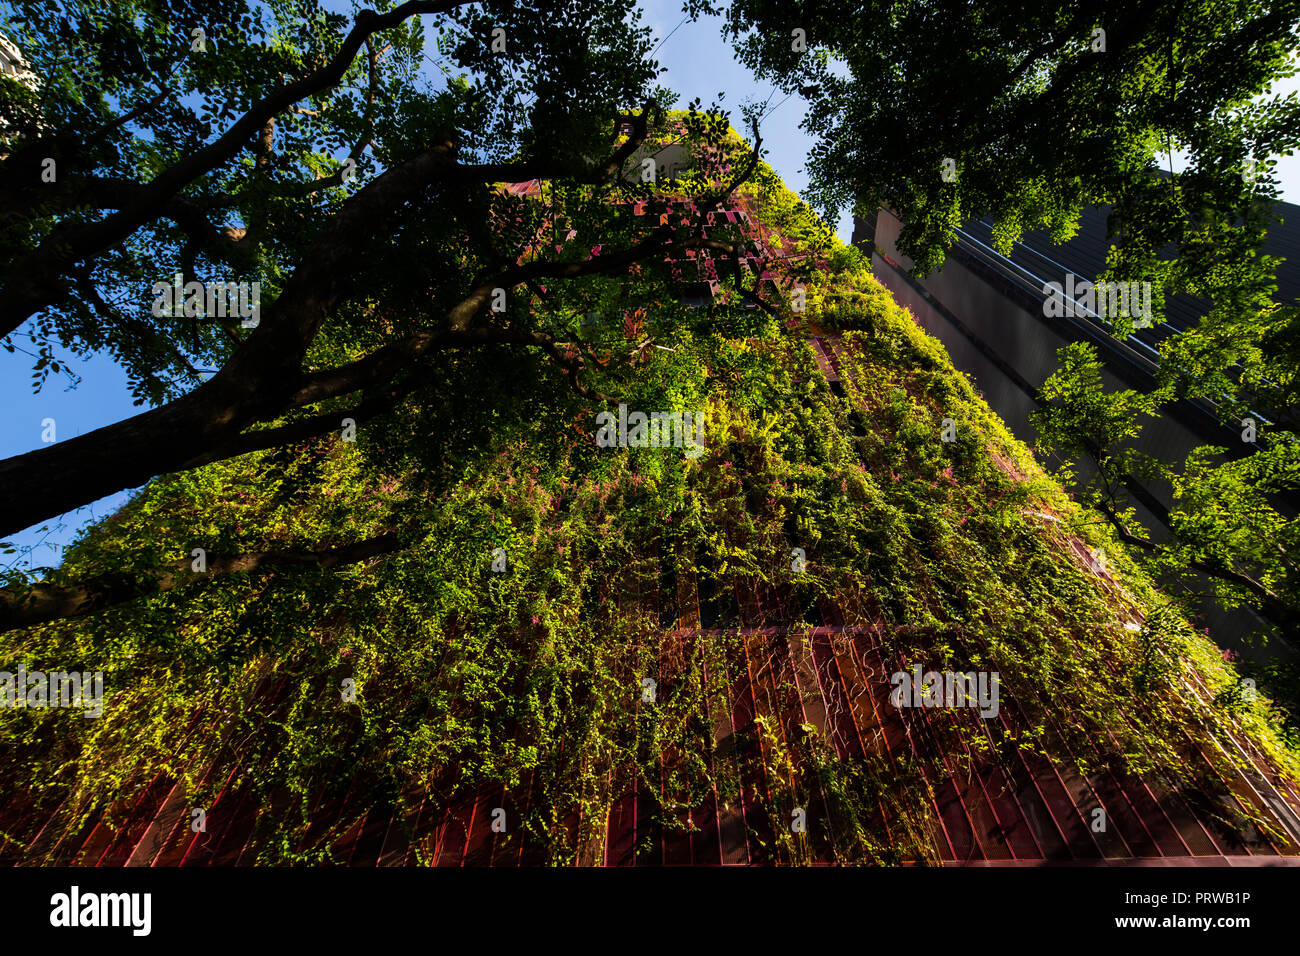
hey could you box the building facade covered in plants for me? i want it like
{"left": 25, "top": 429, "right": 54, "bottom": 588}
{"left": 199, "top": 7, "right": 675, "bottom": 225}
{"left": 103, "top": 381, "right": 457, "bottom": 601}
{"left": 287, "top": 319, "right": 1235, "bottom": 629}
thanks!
{"left": 3, "top": 120, "right": 1299, "bottom": 867}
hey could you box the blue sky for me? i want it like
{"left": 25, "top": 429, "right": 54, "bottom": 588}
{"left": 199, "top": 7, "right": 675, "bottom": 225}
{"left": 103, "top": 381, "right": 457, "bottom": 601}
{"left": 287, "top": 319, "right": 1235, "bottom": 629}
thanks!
{"left": 1, "top": 2, "right": 1296, "bottom": 573}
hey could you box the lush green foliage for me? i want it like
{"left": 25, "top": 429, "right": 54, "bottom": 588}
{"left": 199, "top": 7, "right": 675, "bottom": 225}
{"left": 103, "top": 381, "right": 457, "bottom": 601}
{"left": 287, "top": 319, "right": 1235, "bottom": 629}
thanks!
{"left": 714, "top": 0, "right": 1300, "bottom": 636}
{"left": 5, "top": 188, "right": 1296, "bottom": 861}
{"left": 3, "top": 0, "right": 1298, "bottom": 866}
{"left": 0, "top": 0, "right": 663, "bottom": 402}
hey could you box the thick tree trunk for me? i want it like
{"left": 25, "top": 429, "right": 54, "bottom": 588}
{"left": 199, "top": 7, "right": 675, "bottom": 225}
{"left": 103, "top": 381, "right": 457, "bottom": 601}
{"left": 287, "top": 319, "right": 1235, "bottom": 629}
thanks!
{"left": 0, "top": 103, "right": 679, "bottom": 538}
{"left": 0, "top": 377, "right": 267, "bottom": 537}
{"left": 0, "top": 138, "right": 470, "bottom": 537}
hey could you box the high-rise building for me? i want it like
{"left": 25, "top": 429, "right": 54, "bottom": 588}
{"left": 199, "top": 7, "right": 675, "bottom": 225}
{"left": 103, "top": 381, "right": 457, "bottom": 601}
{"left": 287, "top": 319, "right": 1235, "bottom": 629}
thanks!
{"left": 3, "top": 128, "right": 1298, "bottom": 867}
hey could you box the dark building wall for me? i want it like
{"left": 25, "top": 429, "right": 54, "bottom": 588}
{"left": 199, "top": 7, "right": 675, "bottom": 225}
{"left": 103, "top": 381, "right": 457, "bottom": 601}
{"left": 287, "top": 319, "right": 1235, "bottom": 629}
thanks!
{"left": 858, "top": 206, "right": 1299, "bottom": 662}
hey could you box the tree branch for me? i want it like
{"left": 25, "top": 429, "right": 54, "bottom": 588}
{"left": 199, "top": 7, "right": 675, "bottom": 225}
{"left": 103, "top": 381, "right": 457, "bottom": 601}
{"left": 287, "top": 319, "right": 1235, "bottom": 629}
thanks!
{"left": 0, "top": 531, "right": 406, "bottom": 634}
{"left": 0, "top": 0, "right": 470, "bottom": 336}
{"left": 1095, "top": 499, "right": 1293, "bottom": 624}
{"left": 0, "top": 105, "right": 703, "bottom": 538}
